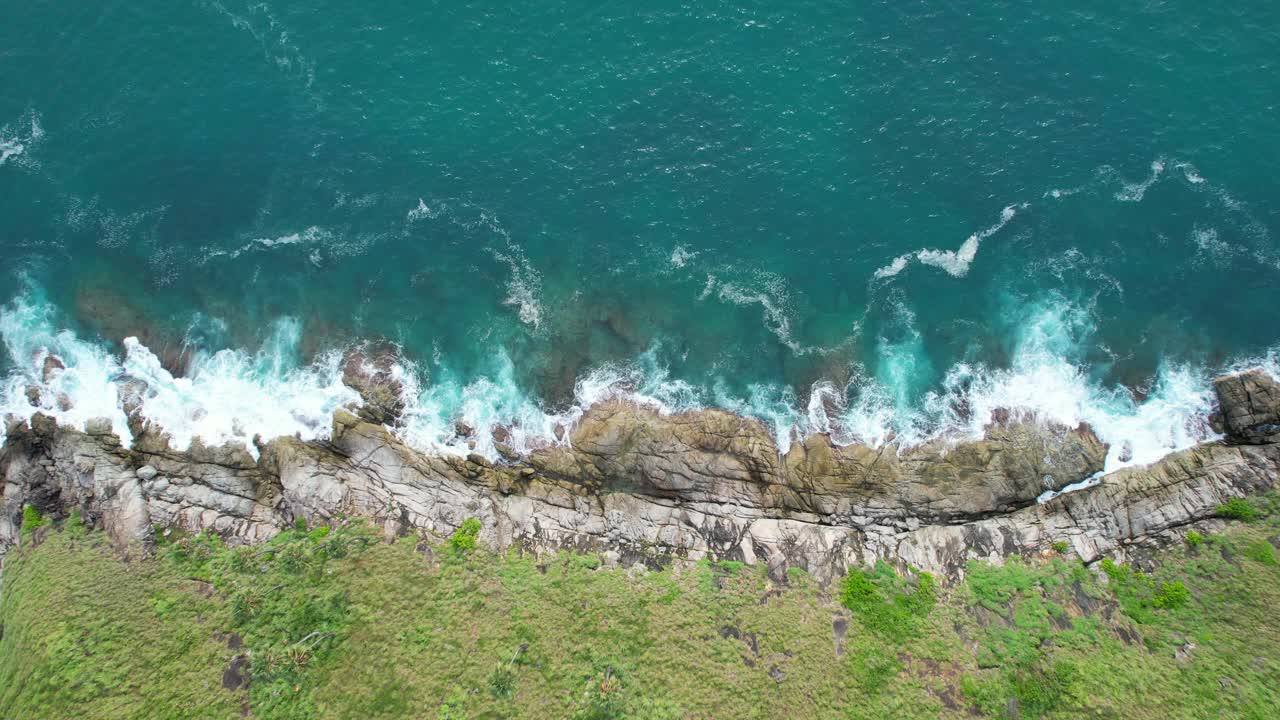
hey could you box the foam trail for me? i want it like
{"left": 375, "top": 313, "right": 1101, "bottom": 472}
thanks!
{"left": 201, "top": 226, "right": 330, "bottom": 263}
{"left": 487, "top": 246, "right": 543, "bottom": 329}
{"left": 713, "top": 273, "right": 810, "bottom": 353}
{"left": 874, "top": 205, "right": 1021, "bottom": 280}
{"left": 1114, "top": 159, "right": 1166, "bottom": 202}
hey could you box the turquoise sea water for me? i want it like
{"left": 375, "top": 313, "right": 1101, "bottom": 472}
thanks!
{"left": 2, "top": 2, "right": 1278, "bottom": 466}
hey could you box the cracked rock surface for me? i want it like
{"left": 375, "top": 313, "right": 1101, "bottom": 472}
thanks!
{"left": 3, "top": 368, "right": 1278, "bottom": 582}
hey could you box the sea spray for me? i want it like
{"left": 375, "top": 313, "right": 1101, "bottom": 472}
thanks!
{"left": 119, "top": 319, "right": 358, "bottom": 457}
{"left": 0, "top": 293, "right": 131, "bottom": 446}
{"left": 0, "top": 291, "right": 357, "bottom": 456}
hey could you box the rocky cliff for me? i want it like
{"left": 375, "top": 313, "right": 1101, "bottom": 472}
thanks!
{"left": 3, "top": 368, "right": 1279, "bottom": 582}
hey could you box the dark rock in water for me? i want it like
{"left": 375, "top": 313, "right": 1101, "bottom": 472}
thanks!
{"left": 40, "top": 354, "right": 65, "bottom": 383}
{"left": 1214, "top": 368, "right": 1280, "bottom": 444}
{"left": 341, "top": 343, "right": 406, "bottom": 426}
{"left": 492, "top": 425, "right": 511, "bottom": 445}
{"left": 74, "top": 285, "right": 191, "bottom": 375}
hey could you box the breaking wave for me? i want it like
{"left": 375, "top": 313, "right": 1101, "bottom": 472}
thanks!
{"left": 1, "top": 284, "right": 1262, "bottom": 479}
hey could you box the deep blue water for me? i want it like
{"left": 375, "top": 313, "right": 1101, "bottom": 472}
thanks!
{"left": 2, "top": 1, "right": 1278, "bottom": 465}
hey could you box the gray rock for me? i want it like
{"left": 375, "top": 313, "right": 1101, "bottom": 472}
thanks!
{"left": 136, "top": 465, "right": 158, "bottom": 481}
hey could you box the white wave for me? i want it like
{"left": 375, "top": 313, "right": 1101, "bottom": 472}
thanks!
{"left": 119, "top": 320, "right": 358, "bottom": 457}
{"left": 0, "top": 109, "right": 44, "bottom": 168}
{"left": 1114, "top": 159, "right": 1165, "bottom": 202}
{"left": 0, "top": 287, "right": 1265, "bottom": 481}
{"left": 0, "top": 294, "right": 132, "bottom": 447}
{"left": 825, "top": 300, "right": 1220, "bottom": 474}
{"left": 406, "top": 198, "right": 438, "bottom": 223}
{"left": 873, "top": 205, "right": 1022, "bottom": 281}
{"left": 0, "top": 290, "right": 358, "bottom": 457}
{"left": 0, "top": 141, "right": 23, "bottom": 166}
{"left": 669, "top": 245, "right": 697, "bottom": 268}
{"left": 872, "top": 254, "right": 911, "bottom": 280}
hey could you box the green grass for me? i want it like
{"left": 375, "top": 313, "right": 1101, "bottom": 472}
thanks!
{"left": 4, "top": 494, "right": 1280, "bottom": 719}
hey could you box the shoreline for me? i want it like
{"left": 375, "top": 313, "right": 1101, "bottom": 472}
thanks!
{"left": 3, "top": 365, "right": 1277, "bottom": 582}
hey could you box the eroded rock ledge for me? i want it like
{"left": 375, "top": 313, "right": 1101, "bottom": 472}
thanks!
{"left": 3, "top": 369, "right": 1279, "bottom": 582}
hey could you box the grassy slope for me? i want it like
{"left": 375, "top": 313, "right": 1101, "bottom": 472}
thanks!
{"left": 2, "top": 496, "right": 1279, "bottom": 720}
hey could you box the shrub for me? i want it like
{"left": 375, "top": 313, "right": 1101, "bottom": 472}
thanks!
{"left": 570, "top": 671, "right": 626, "bottom": 720}
{"left": 487, "top": 664, "right": 515, "bottom": 699}
{"left": 1185, "top": 530, "right": 1204, "bottom": 547}
{"left": 1152, "top": 581, "right": 1190, "bottom": 609}
{"left": 1051, "top": 540, "right": 1070, "bottom": 554}
{"left": 450, "top": 518, "right": 483, "bottom": 553}
{"left": 1216, "top": 498, "right": 1260, "bottom": 522}
{"left": 1244, "top": 540, "right": 1278, "bottom": 566}
{"left": 839, "top": 563, "right": 935, "bottom": 640}
{"left": 20, "top": 505, "right": 47, "bottom": 536}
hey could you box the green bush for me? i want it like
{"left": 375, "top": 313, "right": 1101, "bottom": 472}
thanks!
{"left": 839, "top": 562, "right": 935, "bottom": 640}
{"left": 20, "top": 505, "right": 47, "bottom": 536}
{"left": 1244, "top": 540, "right": 1278, "bottom": 566}
{"left": 1153, "top": 581, "right": 1190, "bottom": 609}
{"left": 1051, "top": 540, "right": 1070, "bottom": 554}
{"left": 450, "top": 517, "right": 483, "bottom": 553}
{"left": 1185, "top": 530, "right": 1204, "bottom": 547}
{"left": 1216, "top": 498, "right": 1260, "bottom": 522}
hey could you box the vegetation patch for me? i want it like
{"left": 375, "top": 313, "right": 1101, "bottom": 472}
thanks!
{"left": 3, "top": 492, "right": 1280, "bottom": 719}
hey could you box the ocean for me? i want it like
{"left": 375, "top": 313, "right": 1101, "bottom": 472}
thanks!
{"left": 2, "top": 1, "right": 1278, "bottom": 471}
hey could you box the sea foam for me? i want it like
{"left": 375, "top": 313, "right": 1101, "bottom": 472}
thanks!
{"left": 0, "top": 289, "right": 1254, "bottom": 478}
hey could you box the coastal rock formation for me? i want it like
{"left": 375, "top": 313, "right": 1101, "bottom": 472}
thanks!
{"left": 2, "top": 368, "right": 1278, "bottom": 582}
{"left": 1213, "top": 367, "right": 1280, "bottom": 444}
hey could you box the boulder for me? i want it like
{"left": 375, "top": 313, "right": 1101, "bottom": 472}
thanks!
{"left": 341, "top": 343, "right": 406, "bottom": 426}
{"left": 1214, "top": 368, "right": 1280, "bottom": 444}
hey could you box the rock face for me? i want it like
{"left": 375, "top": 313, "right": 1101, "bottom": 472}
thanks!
{"left": 2, "top": 369, "right": 1278, "bottom": 583}
{"left": 1214, "top": 367, "right": 1280, "bottom": 444}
